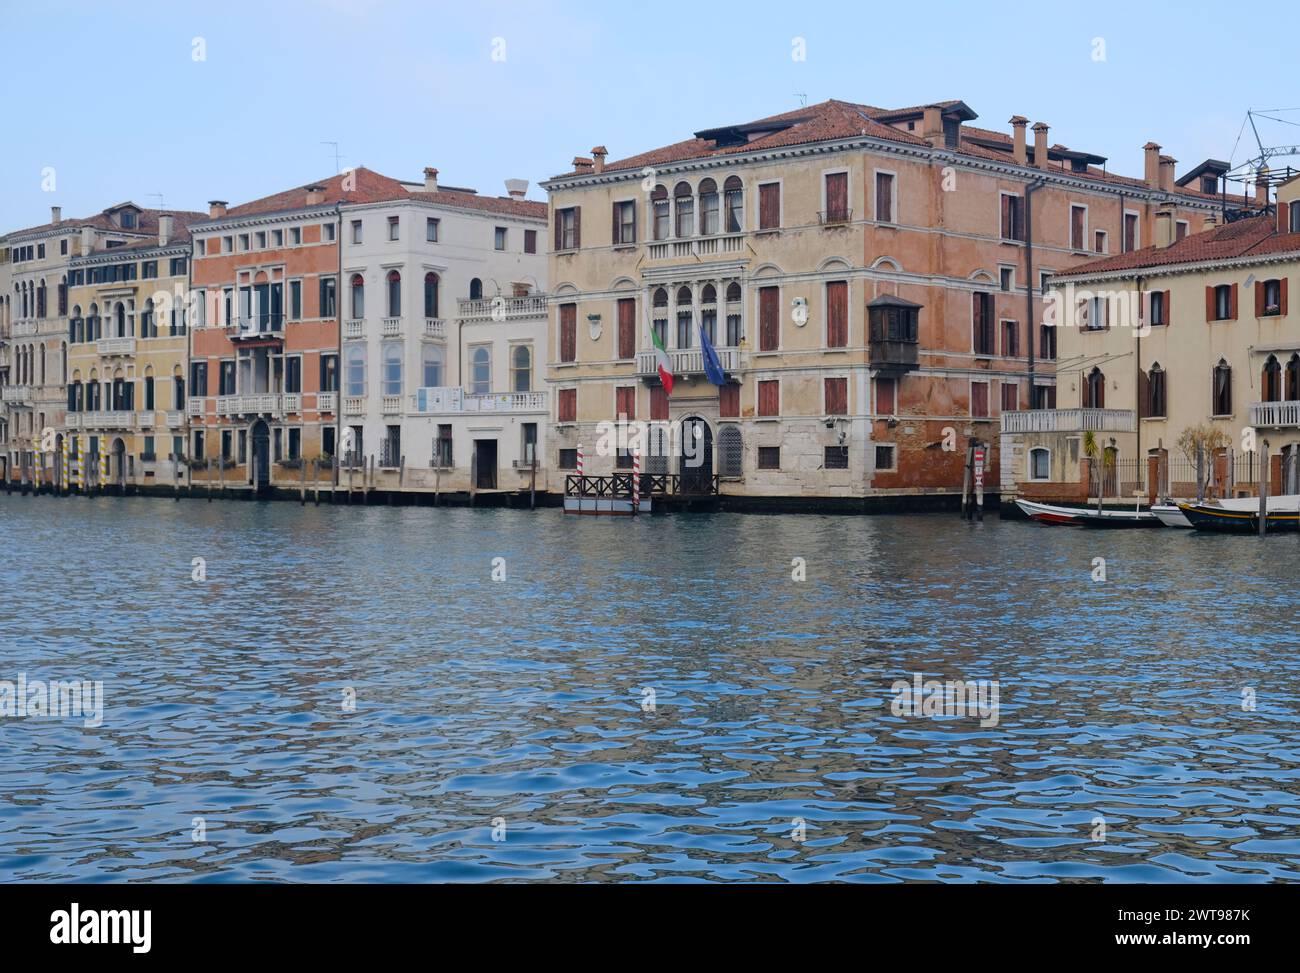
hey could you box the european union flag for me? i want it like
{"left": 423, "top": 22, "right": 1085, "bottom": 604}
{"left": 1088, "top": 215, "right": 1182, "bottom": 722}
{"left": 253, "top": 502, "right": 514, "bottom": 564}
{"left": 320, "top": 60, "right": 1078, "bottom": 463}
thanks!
{"left": 699, "top": 323, "right": 728, "bottom": 386}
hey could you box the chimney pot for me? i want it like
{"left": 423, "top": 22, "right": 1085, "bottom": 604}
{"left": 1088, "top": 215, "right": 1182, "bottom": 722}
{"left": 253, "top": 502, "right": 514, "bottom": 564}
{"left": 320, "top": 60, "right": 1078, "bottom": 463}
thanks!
{"left": 591, "top": 146, "right": 608, "bottom": 174}
{"left": 208, "top": 199, "right": 228, "bottom": 219}
{"left": 1009, "top": 116, "right": 1029, "bottom": 165}
{"left": 1159, "top": 155, "right": 1176, "bottom": 193}
{"left": 51, "top": 205, "right": 62, "bottom": 224}
{"left": 79, "top": 225, "right": 94, "bottom": 254}
{"left": 921, "top": 106, "right": 944, "bottom": 147}
{"left": 504, "top": 178, "right": 529, "bottom": 200}
{"left": 1032, "top": 122, "right": 1050, "bottom": 170}
{"left": 304, "top": 185, "right": 325, "bottom": 206}
{"left": 159, "top": 214, "right": 174, "bottom": 247}
{"left": 1154, "top": 207, "right": 1176, "bottom": 248}
{"left": 1256, "top": 166, "right": 1271, "bottom": 207}
{"left": 1143, "top": 142, "right": 1161, "bottom": 190}
{"left": 424, "top": 167, "right": 439, "bottom": 192}
{"left": 572, "top": 156, "right": 594, "bottom": 174}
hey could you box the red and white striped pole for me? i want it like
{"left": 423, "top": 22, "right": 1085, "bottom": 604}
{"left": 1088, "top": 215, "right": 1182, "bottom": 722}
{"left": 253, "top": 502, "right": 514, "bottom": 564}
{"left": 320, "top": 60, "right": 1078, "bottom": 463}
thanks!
{"left": 632, "top": 445, "right": 640, "bottom": 515}
{"left": 576, "top": 442, "right": 584, "bottom": 477}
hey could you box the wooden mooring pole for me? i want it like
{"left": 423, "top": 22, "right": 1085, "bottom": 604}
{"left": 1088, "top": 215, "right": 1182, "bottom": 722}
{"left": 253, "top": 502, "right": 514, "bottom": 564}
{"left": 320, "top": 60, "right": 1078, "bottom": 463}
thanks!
{"left": 1259, "top": 440, "right": 1270, "bottom": 537}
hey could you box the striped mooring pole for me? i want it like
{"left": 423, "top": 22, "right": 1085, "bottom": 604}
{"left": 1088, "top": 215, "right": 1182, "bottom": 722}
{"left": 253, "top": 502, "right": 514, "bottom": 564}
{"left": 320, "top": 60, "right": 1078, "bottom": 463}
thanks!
{"left": 575, "top": 442, "right": 584, "bottom": 478}
{"left": 61, "top": 437, "right": 69, "bottom": 496}
{"left": 99, "top": 436, "right": 108, "bottom": 494}
{"left": 632, "top": 446, "right": 640, "bottom": 514}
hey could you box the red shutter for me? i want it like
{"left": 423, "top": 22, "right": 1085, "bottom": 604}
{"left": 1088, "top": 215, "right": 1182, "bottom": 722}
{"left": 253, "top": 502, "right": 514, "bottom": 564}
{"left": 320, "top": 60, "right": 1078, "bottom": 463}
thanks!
{"left": 824, "top": 377, "right": 847, "bottom": 415}
{"left": 1230, "top": 282, "right": 1239, "bottom": 320}
{"left": 559, "top": 304, "right": 576, "bottom": 362}
{"left": 825, "top": 172, "right": 847, "bottom": 220}
{"left": 612, "top": 202, "right": 619, "bottom": 245}
{"left": 558, "top": 388, "right": 576, "bottom": 423}
{"left": 877, "top": 377, "right": 896, "bottom": 415}
{"left": 1256, "top": 280, "right": 1266, "bottom": 318}
{"left": 1282, "top": 279, "right": 1290, "bottom": 316}
{"left": 554, "top": 210, "right": 562, "bottom": 252}
{"left": 1000, "top": 194, "right": 1011, "bottom": 238}
{"left": 759, "top": 286, "right": 779, "bottom": 351}
{"left": 719, "top": 384, "right": 739, "bottom": 418}
{"left": 759, "top": 184, "right": 780, "bottom": 229}
{"left": 758, "top": 380, "right": 779, "bottom": 416}
{"left": 1165, "top": 290, "right": 1172, "bottom": 325}
{"left": 650, "top": 385, "right": 669, "bottom": 421}
{"left": 877, "top": 173, "right": 893, "bottom": 223}
{"left": 826, "top": 281, "right": 848, "bottom": 347}
{"left": 971, "top": 381, "right": 989, "bottom": 417}
{"left": 1206, "top": 285, "right": 1215, "bottom": 321}
{"left": 616, "top": 386, "right": 636, "bottom": 420}
{"left": 973, "top": 293, "right": 986, "bottom": 352}
{"left": 617, "top": 298, "right": 635, "bottom": 359}
{"left": 573, "top": 206, "right": 581, "bottom": 249}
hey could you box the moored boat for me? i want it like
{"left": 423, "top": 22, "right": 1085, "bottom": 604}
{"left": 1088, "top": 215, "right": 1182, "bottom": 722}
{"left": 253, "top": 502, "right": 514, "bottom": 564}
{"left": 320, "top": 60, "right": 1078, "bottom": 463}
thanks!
{"left": 1151, "top": 501, "right": 1193, "bottom": 529}
{"left": 1176, "top": 500, "right": 1300, "bottom": 533}
{"left": 1014, "top": 498, "right": 1162, "bottom": 528}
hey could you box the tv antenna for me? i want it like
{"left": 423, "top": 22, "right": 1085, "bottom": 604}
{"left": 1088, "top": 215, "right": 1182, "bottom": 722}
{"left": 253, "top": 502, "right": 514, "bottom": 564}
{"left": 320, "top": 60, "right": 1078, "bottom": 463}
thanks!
{"left": 146, "top": 192, "right": 167, "bottom": 212}
{"left": 321, "top": 141, "right": 344, "bottom": 174}
{"left": 794, "top": 91, "right": 807, "bottom": 107}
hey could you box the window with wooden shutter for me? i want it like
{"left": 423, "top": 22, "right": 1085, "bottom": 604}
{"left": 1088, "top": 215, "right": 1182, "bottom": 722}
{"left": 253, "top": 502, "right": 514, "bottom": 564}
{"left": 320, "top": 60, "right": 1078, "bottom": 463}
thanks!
{"left": 758, "top": 379, "right": 779, "bottom": 416}
{"left": 826, "top": 281, "right": 848, "bottom": 347}
{"left": 824, "top": 377, "right": 847, "bottom": 415}
{"left": 876, "top": 172, "right": 895, "bottom": 224}
{"left": 617, "top": 298, "right": 635, "bottom": 359}
{"left": 824, "top": 172, "right": 848, "bottom": 222}
{"left": 1124, "top": 212, "right": 1139, "bottom": 251}
{"left": 759, "top": 286, "right": 779, "bottom": 351}
{"left": 972, "top": 293, "right": 995, "bottom": 355}
{"left": 1070, "top": 206, "right": 1086, "bottom": 251}
{"left": 876, "top": 377, "right": 896, "bottom": 415}
{"left": 559, "top": 303, "right": 577, "bottom": 362}
{"left": 1000, "top": 381, "right": 1018, "bottom": 412}
{"left": 557, "top": 388, "right": 577, "bottom": 423}
{"left": 758, "top": 183, "right": 781, "bottom": 230}
{"left": 650, "top": 385, "right": 669, "bottom": 421}
{"left": 719, "top": 383, "right": 739, "bottom": 418}
{"left": 970, "top": 381, "right": 989, "bottom": 418}
{"left": 615, "top": 385, "right": 636, "bottom": 420}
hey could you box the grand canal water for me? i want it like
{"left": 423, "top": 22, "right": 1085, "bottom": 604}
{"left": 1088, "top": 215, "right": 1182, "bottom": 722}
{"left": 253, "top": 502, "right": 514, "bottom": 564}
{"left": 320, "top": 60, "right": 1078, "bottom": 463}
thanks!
{"left": 2, "top": 492, "right": 1299, "bottom": 883}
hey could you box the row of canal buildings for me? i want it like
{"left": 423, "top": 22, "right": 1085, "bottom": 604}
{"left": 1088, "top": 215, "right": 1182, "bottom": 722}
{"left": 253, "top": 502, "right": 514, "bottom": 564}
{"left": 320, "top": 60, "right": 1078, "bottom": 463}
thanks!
{"left": 1, "top": 97, "right": 1297, "bottom": 508}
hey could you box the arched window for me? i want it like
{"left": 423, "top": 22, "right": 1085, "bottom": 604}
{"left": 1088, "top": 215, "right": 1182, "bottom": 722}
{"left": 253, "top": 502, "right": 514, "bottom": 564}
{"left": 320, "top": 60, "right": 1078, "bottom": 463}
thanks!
{"left": 700, "top": 284, "right": 718, "bottom": 345}
{"left": 345, "top": 345, "right": 366, "bottom": 396}
{"left": 70, "top": 304, "right": 82, "bottom": 343}
{"left": 676, "top": 286, "right": 694, "bottom": 349}
{"left": 1028, "top": 447, "right": 1050, "bottom": 480}
{"left": 60, "top": 341, "right": 67, "bottom": 384}
{"left": 1212, "top": 359, "right": 1232, "bottom": 416}
{"left": 471, "top": 346, "right": 491, "bottom": 394}
{"left": 724, "top": 176, "right": 744, "bottom": 233}
{"left": 511, "top": 344, "right": 532, "bottom": 392}
{"left": 724, "top": 282, "right": 743, "bottom": 345}
{"left": 350, "top": 274, "right": 365, "bottom": 318}
{"left": 1147, "top": 363, "right": 1166, "bottom": 417}
{"left": 115, "top": 301, "right": 126, "bottom": 337}
{"left": 36, "top": 279, "right": 47, "bottom": 318}
{"left": 386, "top": 270, "right": 401, "bottom": 317}
{"left": 469, "top": 278, "right": 483, "bottom": 300}
{"left": 652, "top": 185, "right": 669, "bottom": 240}
{"left": 382, "top": 343, "right": 402, "bottom": 396}
{"left": 38, "top": 345, "right": 46, "bottom": 385}
{"left": 717, "top": 424, "right": 743, "bottom": 477}
{"left": 423, "top": 272, "right": 439, "bottom": 318}
{"left": 88, "top": 302, "right": 100, "bottom": 341}
{"left": 421, "top": 344, "right": 444, "bottom": 388}
{"left": 1287, "top": 354, "right": 1300, "bottom": 401}
{"left": 1263, "top": 355, "right": 1282, "bottom": 402}
{"left": 674, "top": 181, "right": 694, "bottom": 237}
{"left": 652, "top": 287, "right": 669, "bottom": 348}
{"left": 698, "top": 178, "right": 719, "bottom": 235}
{"left": 142, "top": 298, "right": 155, "bottom": 338}
{"left": 1084, "top": 367, "right": 1105, "bottom": 409}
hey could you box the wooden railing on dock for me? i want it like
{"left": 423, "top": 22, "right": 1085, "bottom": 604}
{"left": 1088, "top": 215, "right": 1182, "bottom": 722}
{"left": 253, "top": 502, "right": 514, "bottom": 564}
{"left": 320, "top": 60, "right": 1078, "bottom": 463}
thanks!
{"left": 565, "top": 473, "right": 719, "bottom": 497}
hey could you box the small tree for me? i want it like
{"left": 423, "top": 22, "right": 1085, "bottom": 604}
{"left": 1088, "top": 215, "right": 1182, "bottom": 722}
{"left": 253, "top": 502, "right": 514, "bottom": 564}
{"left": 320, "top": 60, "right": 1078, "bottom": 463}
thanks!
{"left": 1177, "top": 423, "right": 1229, "bottom": 500}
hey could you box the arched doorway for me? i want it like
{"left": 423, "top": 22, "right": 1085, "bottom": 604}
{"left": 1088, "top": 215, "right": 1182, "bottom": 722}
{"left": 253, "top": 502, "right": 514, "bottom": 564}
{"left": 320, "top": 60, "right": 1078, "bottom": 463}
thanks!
{"left": 250, "top": 420, "right": 271, "bottom": 492}
{"left": 679, "top": 416, "right": 713, "bottom": 493}
{"left": 112, "top": 437, "right": 126, "bottom": 490}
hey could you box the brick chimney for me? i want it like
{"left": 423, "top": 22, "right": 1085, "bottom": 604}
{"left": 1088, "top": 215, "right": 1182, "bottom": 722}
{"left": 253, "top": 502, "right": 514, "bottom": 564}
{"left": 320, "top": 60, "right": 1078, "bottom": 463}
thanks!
{"left": 504, "top": 179, "right": 528, "bottom": 200}
{"left": 159, "top": 214, "right": 173, "bottom": 246}
{"left": 304, "top": 185, "right": 326, "bottom": 206}
{"left": 572, "top": 156, "right": 594, "bottom": 174}
{"left": 1256, "top": 166, "right": 1271, "bottom": 207}
{"left": 921, "top": 105, "right": 944, "bottom": 146}
{"left": 1032, "top": 122, "right": 1050, "bottom": 170}
{"left": 591, "top": 146, "right": 607, "bottom": 174}
{"left": 208, "top": 200, "right": 228, "bottom": 219}
{"left": 1143, "top": 142, "right": 1161, "bottom": 189}
{"left": 424, "top": 167, "right": 439, "bottom": 192}
{"left": 50, "top": 205, "right": 61, "bottom": 224}
{"left": 1204, "top": 211, "right": 1219, "bottom": 232}
{"left": 1159, "top": 155, "right": 1176, "bottom": 192}
{"left": 1154, "top": 207, "right": 1176, "bottom": 248}
{"left": 1009, "top": 116, "right": 1029, "bottom": 165}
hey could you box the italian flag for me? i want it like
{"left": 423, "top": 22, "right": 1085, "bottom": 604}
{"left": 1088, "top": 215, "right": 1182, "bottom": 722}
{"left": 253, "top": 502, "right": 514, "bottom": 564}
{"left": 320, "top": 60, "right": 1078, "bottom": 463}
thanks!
{"left": 652, "top": 328, "right": 674, "bottom": 395}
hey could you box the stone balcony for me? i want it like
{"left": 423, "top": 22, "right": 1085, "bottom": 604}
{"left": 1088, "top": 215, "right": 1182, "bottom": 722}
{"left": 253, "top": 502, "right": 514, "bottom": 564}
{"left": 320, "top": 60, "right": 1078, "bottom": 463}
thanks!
{"left": 215, "top": 393, "right": 301, "bottom": 417}
{"left": 1250, "top": 400, "right": 1300, "bottom": 428}
{"left": 635, "top": 346, "right": 739, "bottom": 381}
{"left": 457, "top": 295, "right": 548, "bottom": 322}
{"left": 644, "top": 233, "right": 746, "bottom": 264}
{"left": 1001, "top": 408, "right": 1136, "bottom": 434}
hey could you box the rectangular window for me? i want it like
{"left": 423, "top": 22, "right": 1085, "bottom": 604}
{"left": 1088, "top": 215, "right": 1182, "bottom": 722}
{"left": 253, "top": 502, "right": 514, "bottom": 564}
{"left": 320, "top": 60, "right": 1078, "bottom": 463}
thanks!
{"left": 1176, "top": 220, "right": 1189, "bottom": 242}
{"left": 324, "top": 223, "right": 336, "bottom": 242}
{"left": 272, "top": 229, "right": 283, "bottom": 247}
{"left": 757, "top": 446, "right": 781, "bottom": 470}
{"left": 1001, "top": 194, "right": 1025, "bottom": 241}
{"left": 436, "top": 425, "right": 453, "bottom": 467}
{"left": 971, "top": 381, "right": 990, "bottom": 418}
{"left": 876, "top": 377, "right": 896, "bottom": 415}
{"left": 824, "top": 172, "right": 849, "bottom": 223}
{"left": 291, "top": 227, "right": 302, "bottom": 244}
{"left": 239, "top": 233, "right": 249, "bottom": 251}
{"left": 1149, "top": 290, "right": 1168, "bottom": 327}
{"left": 320, "top": 353, "right": 338, "bottom": 392}
{"left": 825, "top": 445, "right": 849, "bottom": 469}
{"left": 559, "top": 303, "right": 577, "bottom": 363}
{"left": 613, "top": 201, "right": 636, "bottom": 245}
{"left": 555, "top": 207, "right": 580, "bottom": 251}
{"left": 322, "top": 427, "right": 335, "bottom": 458}
{"left": 426, "top": 218, "right": 439, "bottom": 242}
{"left": 320, "top": 276, "right": 337, "bottom": 318}
{"left": 285, "top": 357, "right": 302, "bottom": 394}
{"left": 758, "top": 379, "right": 779, "bottom": 416}
{"left": 1039, "top": 324, "right": 1057, "bottom": 360}
{"left": 557, "top": 387, "right": 577, "bottom": 423}
{"left": 494, "top": 227, "right": 507, "bottom": 250}
{"left": 824, "top": 377, "right": 848, "bottom": 415}
{"left": 826, "top": 281, "right": 848, "bottom": 348}
{"left": 388, "top": 216, "right": 400, "bottom": 241}
{"left": 289, "top": 280, "right": 302, "bottom": 320}
{"left": 1070, "top": 205, "right": 1087, "bottom": 251}
{"left": 1000, "top": 381, "right": 1018, "bottom": 412}
{"left": 1210, "top": 283, "right": 1236, "bottom": 321}
{"left": 142, "top": 260, "right": 158, "bottom": 279}
{"left": 719, "top": 384, "right": 739, "bottom": 418}
{"left": 524, "top": 229, "right": 537, "bottom": 254}
{"left": 288, "top": 428, "right": 301, "bottom": 461}
{"left": 351, "top": 220, "right": 362, "bottom": 244}
{"left": 615, "top": 385, "right": 636, "bottom": 421}
{"left": 758, "top": 183, "right": 781, "bottom": 230}
{"left": 1094, "top": 230, "right": 1107, "bottom": 254}
{"left": 255, "top": 231, "right": 266, "bottom": 249}
{"left": 973, "top": 293, "right": 995, "bottom": 355}
{"left": 559, "top": 448, "right": 578, "bottom": 470}
{"left": 1000, "top": 267, "right": 1014, "bottom": 292}
{"left": 617, "top": 298, "right": 635, "bottom": 360}
{"left": 190, "top": 361, "right": 208, "bottom": 396}
{"left": 651, "top": 385, "right": 669, "bottom": 421}
{"left": 875, "top": 172, "right": 895, "bottom": 224}
{"left": 759, "top": 286, "right": 779, "bottom": 352}
{"left": 874, "top": 445, "right": 896, "bottom": 471}
{"left": 1260, "top": 279, "right": 1285, "bottom": 317}
{"left": 1002, "top": 319, "right": 1019, "bottom": 357}
{"left": 1124, "top": 212, "right": 1139, "bottom": 252}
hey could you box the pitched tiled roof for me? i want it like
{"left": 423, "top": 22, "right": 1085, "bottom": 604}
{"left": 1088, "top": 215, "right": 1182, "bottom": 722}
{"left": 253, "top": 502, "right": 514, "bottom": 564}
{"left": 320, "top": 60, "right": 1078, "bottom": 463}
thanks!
{"left": 1054, "top": 215, "right": 1300, "bottom": 278}
{"left": 552, "top": 98, "right": 1249, "bottom": 207}
{"left": 3, "top": 206, "right": 205, "bottom": 242}
{"left": 212, "top": 167, "right": 545, "bottom": 221}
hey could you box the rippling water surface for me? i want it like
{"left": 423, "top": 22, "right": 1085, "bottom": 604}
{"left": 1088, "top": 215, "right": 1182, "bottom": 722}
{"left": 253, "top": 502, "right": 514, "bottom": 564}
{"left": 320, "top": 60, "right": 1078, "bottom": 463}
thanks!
{"left": 2, "top": 493, "right": 1299, "bottom": 883}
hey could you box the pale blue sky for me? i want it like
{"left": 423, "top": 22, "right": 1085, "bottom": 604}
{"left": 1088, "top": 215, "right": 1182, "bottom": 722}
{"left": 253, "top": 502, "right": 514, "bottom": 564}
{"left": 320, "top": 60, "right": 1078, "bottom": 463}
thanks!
{"left": 2, "top": 0, "right": 1296, "bottom": 229}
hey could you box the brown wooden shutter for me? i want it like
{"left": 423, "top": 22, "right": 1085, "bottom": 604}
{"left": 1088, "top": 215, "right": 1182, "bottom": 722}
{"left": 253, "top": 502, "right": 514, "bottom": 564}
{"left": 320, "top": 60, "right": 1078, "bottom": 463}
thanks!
{"left": 559, "top": 303, "right": 576, "bottom": 362}
{"left": 558, "top": 387, "right": 576, "bottom": 423}
{"left": 759, "top": 184, "right": 780, "bottom": 229}
{"left": 1164, "top": 290, "right": 1172, "bottom": 325}
{"left": 824, "top": 377, "right": 847, "bottom": 415}
{"left": 1282, "top": 278, "right": 1290, "bottom": 316}
{"left": 877, "top": 173, "right": 893, "bottom": 223}
{"left": 612, "top": 202, "right": 619, "bottom": 246}
{"left": 971, "top": 381, "right": 988, "bottom": 417}
{"left": 1230, "top": 282, "right": 1239, "bottom": 320}
{"left": 825, "top": 172, "right": 847, "bottom": 219}
{"left": 826, "top": 281, "right": 848, "bottom": 347}
{"left": 616, "top": 386, "right": 635, "bottom": 420}
{"left": 1000, "top": 194, "right": 1011, "bottom": 238}
{"left": 573, "top": 206, "right": 581, "bottom": 249}
{"left": 617, "top": 298, "right": 635, "bottom": 359}
{"left": 758, "top": 379, "right": 779, "bottom": 416}
{"left": 973, "top": 293, "right": 986, "bottom": 352}
{"left": 759, "top": 286, "right": 779, "bottom": 351}
{"left": 719, "top": 383, "right": 739, "bottom": 418}
{"left": 1137, "top": 368, "right": 1149, "bottom": 420}
{"left": 1206, "top": 285, "right": 1215, "bottom": 321}
{"left": 651, "top": 385, "right": 669, "bottom": 421}
{"left": 877, "top": 377, "right": 896, "bottom": 415}
{"left": 554, "top": 210, "right": 562, "bottom": 252}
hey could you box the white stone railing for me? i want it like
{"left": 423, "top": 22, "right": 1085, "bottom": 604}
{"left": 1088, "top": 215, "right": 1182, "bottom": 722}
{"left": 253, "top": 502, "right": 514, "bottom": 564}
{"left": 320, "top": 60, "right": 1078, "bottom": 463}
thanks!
{"left": 343, "top": 395, "right": 366, "bottom": 416}
{"left": 646, "top": 234, "right": 744, "bottom": 260}
{"left": 1250, "top": 400, "right": 1300, "bottom": 428}
{"left": 164, "top": 410, "right": 183, "bottom": 427}
{"left": 411, "top": 387, "right": 547, "bottom": 414}
{"left": 215, "top": 394, "right": 298, "bottom": 417}
{"left": 457, "top": 295, "right": 548, "bottom": 322}
{"left": 187, "top": 397, "right": 204, "bottom": 416}
{"left": 635, "top": 346, "right": 739, "bottom": 378}
{"left": 424, "top": 318, "right": 446, "bottom": 339}
{"left": 1000, "top": 408, "right": 1136, "bottom": 433}
{"left": 344, "top": 318, "right": 364, "bottom": 339}
{"left": 381, "top": 317, "right": 402, "bottom": 336}
{"left": 317, "top": 392, "right": 337, "bottom": 413}
{"left": 1, "top": 385, "right": 32, "bottom": 404}
{"left": 97, "top": 337, "right": 136, "bottom": 356}
{"left": 381, "top": 394, "right": 402, "bottom": 414}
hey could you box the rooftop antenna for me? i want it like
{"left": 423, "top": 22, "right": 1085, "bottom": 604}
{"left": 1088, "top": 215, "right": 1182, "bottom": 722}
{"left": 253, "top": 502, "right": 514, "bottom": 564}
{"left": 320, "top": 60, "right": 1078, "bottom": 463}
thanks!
{"left": 794, "top": 91, "right": 807, "bottom": 107}
{"left": 1224, "top": 108, "right": 1300, "bottom": 211}
{"left": 321, "top": 140, "right": 344, "bottom": 174}
{"left": 146, "top": 192, "right": 167, "bottom": 212}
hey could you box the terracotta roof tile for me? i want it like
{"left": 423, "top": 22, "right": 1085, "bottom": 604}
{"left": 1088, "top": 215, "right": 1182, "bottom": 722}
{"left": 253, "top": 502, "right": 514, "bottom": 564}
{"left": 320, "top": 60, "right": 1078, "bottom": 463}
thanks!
{"left": 1055, "top": 215, "right": 1300, "bottom": 277}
